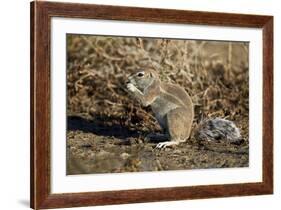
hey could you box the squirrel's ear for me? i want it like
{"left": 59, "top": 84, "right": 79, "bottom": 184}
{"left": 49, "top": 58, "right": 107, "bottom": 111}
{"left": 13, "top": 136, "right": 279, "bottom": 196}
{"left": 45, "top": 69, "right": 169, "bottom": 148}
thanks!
{"left": 149, "top": 72, "right": 154, "bottom": 77}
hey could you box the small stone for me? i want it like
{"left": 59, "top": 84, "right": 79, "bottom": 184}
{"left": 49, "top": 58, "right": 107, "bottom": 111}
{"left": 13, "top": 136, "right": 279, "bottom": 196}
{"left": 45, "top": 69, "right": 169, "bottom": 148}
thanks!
{"left": 120, "top": 152, "right": 130, "bottom": 160}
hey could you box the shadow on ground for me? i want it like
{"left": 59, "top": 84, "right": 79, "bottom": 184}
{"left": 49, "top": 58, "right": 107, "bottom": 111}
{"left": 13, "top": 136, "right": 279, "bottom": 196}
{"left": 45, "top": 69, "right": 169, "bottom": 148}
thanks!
{"left": 67, "top": 115, "right": 143, "bottom": 139}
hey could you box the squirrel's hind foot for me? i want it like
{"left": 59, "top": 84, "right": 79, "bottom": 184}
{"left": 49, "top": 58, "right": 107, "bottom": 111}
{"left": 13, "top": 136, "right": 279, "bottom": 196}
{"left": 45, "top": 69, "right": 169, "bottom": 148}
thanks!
{"left": 155, "top": 141, "right": 179, "bottom": 149}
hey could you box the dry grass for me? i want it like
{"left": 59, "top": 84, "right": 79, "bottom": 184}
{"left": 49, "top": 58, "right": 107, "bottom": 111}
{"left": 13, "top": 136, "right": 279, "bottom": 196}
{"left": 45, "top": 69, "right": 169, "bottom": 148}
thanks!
{"left": 67, "top": 34, "right": 249, "bottom": 138}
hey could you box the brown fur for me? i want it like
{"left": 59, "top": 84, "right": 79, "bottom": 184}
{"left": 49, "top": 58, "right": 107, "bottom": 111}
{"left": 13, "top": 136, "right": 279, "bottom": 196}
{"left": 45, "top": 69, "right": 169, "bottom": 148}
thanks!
{"left": 126, "top": 69, "right": 194, "bottom": 148}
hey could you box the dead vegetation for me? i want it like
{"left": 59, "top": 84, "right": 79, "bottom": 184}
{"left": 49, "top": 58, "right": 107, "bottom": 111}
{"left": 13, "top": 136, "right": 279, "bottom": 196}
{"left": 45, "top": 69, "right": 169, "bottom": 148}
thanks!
{"left": 66, "top": 34, "right": 249, "bottom": 174}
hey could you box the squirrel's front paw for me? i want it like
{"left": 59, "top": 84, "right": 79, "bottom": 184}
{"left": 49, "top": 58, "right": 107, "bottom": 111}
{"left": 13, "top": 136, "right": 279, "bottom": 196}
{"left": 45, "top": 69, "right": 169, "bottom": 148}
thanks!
{"left": 126, "top": 83, "right": 137, "bottom": 92}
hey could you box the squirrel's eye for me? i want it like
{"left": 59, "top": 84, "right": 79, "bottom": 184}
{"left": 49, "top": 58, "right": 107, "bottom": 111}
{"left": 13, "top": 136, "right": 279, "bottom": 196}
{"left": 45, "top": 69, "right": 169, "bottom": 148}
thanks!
{"left": 137, "top": 72, "right": 144, "bottom": 77}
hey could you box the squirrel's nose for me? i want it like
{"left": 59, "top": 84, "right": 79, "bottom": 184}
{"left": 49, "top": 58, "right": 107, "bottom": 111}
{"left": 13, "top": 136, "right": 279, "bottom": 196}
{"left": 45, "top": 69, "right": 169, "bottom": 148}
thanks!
{"left": 126, "top": 76, "right": 132, "bottom": 84}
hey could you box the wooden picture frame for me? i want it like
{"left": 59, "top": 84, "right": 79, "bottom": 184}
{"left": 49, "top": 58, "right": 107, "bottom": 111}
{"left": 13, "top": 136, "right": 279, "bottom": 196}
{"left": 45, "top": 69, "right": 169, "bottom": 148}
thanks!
{"left": 30, "top": 1, "right": 273, "bottom": 209}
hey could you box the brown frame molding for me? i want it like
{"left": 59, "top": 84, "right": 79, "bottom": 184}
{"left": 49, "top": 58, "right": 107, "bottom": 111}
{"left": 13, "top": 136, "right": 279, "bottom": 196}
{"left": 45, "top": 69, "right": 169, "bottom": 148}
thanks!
{"left": 30, "top": 1, "right": 273, "bottom": 209}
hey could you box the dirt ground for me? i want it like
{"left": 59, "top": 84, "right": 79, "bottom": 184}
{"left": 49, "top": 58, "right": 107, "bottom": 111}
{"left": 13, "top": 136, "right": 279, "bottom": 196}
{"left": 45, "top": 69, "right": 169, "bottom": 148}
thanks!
{"left": 66, "top": 35, "right": 249, "bottom": 174}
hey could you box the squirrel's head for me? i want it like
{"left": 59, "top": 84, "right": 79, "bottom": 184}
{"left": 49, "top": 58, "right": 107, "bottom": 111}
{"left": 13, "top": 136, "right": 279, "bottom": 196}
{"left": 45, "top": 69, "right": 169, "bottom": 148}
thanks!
{"left": 126, "top": 69, "right": 159, "bottom": 91}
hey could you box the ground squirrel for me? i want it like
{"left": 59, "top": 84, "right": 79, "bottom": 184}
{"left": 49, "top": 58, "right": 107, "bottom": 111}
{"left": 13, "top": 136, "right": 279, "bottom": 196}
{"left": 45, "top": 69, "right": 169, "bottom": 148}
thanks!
{"left": 126, "top": 69, "right": 241, "bottom": 148}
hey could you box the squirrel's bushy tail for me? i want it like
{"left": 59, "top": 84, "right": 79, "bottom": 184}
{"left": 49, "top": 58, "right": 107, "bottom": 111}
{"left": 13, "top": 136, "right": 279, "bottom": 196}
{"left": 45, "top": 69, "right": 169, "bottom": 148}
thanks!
{"left": 194, "top": 118, "right": 242, "bottom": 143}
